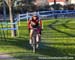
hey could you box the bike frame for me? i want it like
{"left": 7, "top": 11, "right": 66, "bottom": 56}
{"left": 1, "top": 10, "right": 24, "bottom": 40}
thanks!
{"left": 32, "top": 28, "right": 39, "bottom": 53}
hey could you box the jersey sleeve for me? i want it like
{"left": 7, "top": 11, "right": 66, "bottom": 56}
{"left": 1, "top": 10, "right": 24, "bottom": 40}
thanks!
{"left": 28, "top": 20, "right": 31, "bottom": 29}
{"left": 39, "top": 19, "right": 42, "bottom": 29}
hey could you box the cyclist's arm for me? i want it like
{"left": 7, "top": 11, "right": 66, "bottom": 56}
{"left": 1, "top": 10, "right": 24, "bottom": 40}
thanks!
{"left": 28, "top": 20, "right": 31, "bottom": 30}
{"left": 39, "top": 19, "right": 43, "bottom": 29}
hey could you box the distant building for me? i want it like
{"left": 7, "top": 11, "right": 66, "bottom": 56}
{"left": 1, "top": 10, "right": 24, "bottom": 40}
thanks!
{"left": 33, "top": 0, "right": 48, "bottom": 6}
{"left": 48, "top": 0, "right": 66, "bottom": 6}
{"left": 47, "top": 0, "right": 75, "bottom": 6}
{"left": 68, "top": 0, "right": 75, "bottom": 4}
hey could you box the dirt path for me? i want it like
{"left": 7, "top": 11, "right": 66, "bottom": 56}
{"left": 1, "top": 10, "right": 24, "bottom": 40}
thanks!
{"left": 0, "top": 53, "right": 17, "bottom": 60}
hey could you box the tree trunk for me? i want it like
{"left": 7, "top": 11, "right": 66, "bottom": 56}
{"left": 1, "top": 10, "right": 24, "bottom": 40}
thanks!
{"left": 8, "top": 0, "right": 17, "bottom": 37}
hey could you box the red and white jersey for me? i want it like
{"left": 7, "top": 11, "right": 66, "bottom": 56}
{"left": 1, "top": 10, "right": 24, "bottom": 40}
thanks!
{"left": 28, "top": 18, "right": 42, "bottom": 29}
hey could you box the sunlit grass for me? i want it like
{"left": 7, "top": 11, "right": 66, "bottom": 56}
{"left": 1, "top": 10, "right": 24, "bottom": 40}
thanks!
{"left": 0, "top": 18, "right": 75, "bottom": 60}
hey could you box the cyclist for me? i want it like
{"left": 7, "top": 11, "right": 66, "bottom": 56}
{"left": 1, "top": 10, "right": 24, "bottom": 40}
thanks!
{"left": 28, "top": 15, "right": 43, "bottom": 48}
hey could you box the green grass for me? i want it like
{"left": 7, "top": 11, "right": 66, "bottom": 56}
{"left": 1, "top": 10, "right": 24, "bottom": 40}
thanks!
{"left": 0, "top": 18, "right": 75, "bottom": 60}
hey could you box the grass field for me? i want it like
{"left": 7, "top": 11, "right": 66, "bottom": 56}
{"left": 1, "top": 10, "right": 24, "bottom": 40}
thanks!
{"left": 0, "top": 18, "right": 75, "bottom": 60}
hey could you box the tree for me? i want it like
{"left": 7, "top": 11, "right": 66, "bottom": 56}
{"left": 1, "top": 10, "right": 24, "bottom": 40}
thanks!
{"left": 5, "top": 0, "right": 17, "bottom": 37}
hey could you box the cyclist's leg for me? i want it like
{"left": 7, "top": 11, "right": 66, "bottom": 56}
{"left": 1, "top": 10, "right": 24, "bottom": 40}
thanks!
{"left": 39, "top": 30, "right": 42, "bottom": 41}
{"left": 36, "top": 34, "right": 40, "bottom": 42}
{"left": 36, "top": 28, "right": 41, "bottom": 43}
{"left": 36, "top": 29, "right": 41, "bottom": 48}
{"left": 29, "top": 29, "right": 33, "bottom": 44}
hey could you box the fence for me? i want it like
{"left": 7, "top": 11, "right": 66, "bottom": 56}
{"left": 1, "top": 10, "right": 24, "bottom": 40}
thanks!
{"left": 0, "top": 19, "right": 19, "bottom": 39}
{"left": 18, "top": 10, "right": 75, "bottom": 21}
{"left": 0, "top": 10, "right": 75, "bottom": 38}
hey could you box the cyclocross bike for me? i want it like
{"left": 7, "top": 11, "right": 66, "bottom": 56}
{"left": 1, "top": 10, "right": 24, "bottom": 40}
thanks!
{"left": 31, "top": 28, "right": 40, "bottom": 53}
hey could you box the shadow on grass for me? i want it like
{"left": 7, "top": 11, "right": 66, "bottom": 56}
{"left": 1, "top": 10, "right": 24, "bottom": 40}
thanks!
{"left": 36, "top": 43, "right": 67, "bottom": 57}
{"left": 0, "top": 38, "right": 31, "bottom": 50}
{"left": 48, "top": 20, "right": 75, "bottom": 37}
{"left": 62, "top": 20, "right": 75, "bottom": 29}
{"left": 0, "top": 38, "right": 68, "bottom": 58}
{"left": 0, "top": 36, "right": 75, "bottom": 60}
{"left": 42, "top": 42, "right": 75, "bottom": 45}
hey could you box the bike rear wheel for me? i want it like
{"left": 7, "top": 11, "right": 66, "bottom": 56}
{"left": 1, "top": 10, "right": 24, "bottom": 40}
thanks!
{"left": 32, "top": 35, "right": 36, "bottom": 53}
